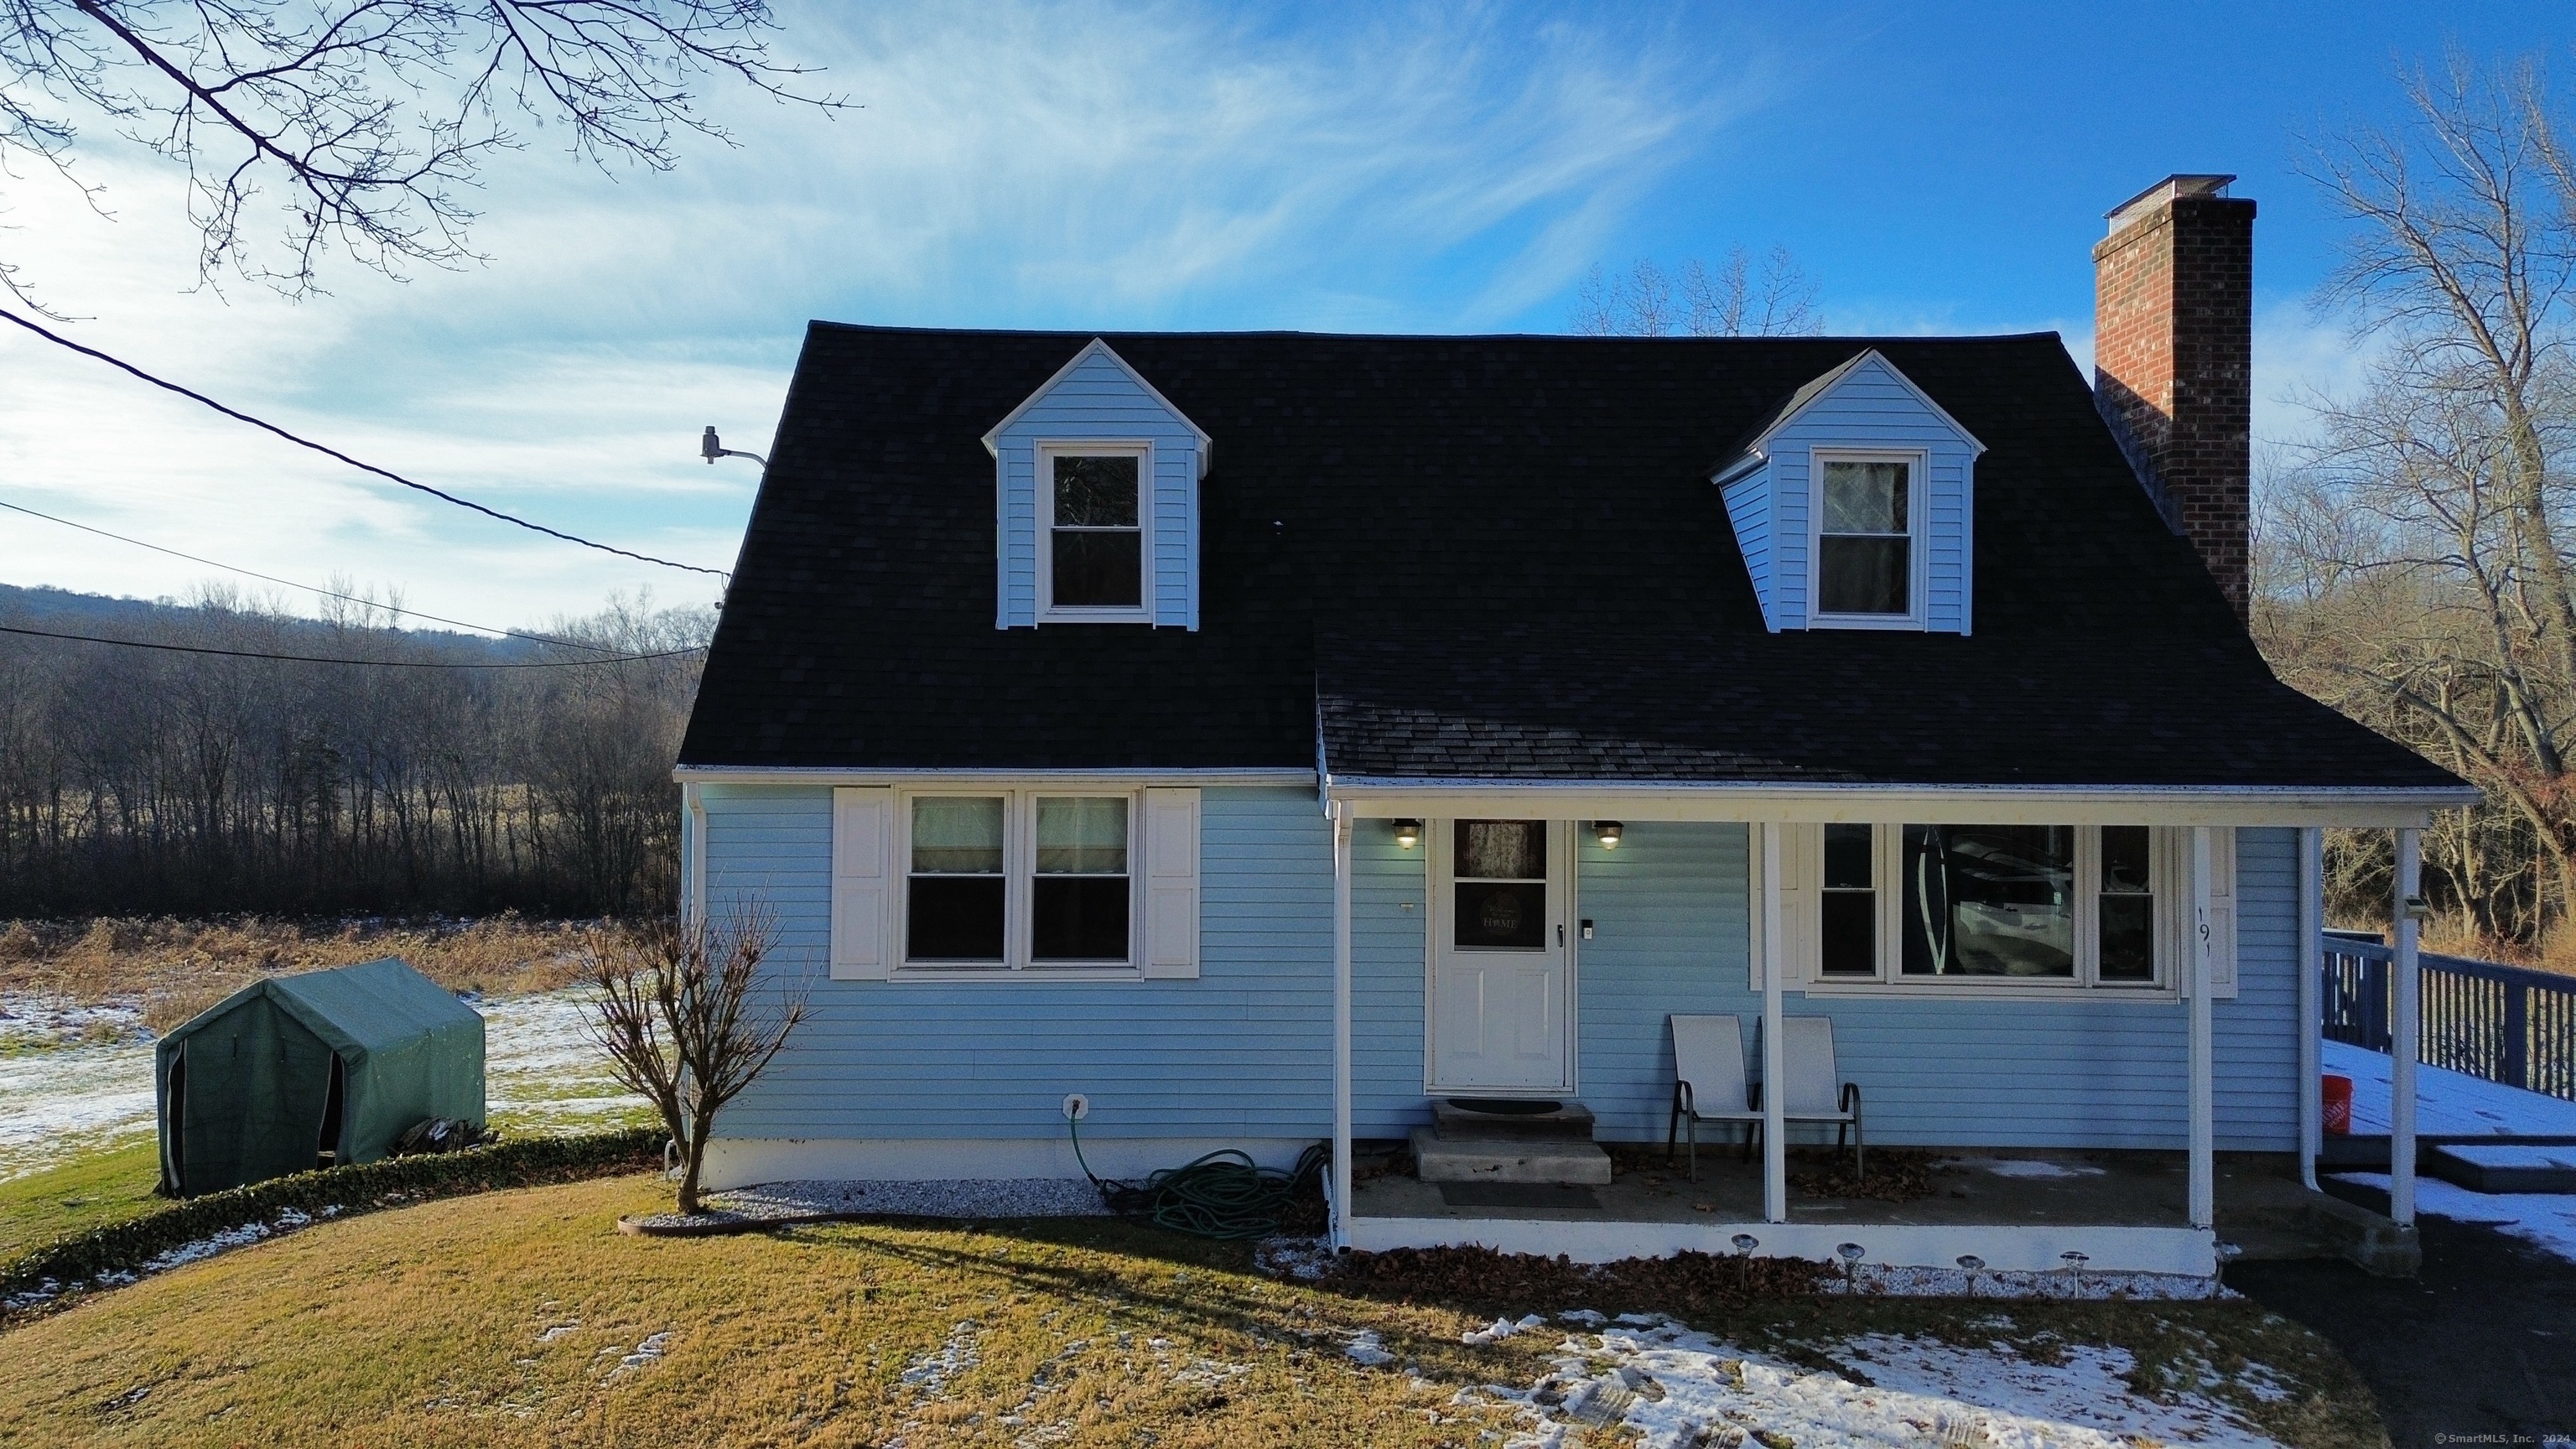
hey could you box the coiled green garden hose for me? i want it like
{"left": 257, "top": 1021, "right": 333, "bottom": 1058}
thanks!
{"left": 1069, "top": 1113, "right": 1328, "bottom": 1240}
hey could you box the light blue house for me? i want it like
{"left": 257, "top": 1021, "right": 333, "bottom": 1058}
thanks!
{"left": 677, "top": 178, "right": 2474, "bottom": 1279}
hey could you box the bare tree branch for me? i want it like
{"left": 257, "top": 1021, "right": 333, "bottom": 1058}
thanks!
{"left": 0, "top": 0, "right": 852, "bottom": 296}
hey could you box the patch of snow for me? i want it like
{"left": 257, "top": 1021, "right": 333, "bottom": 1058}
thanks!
{"left": 1462, "top": 1314, "right": 1549, "bottom": 1346}
{"left": 536, "top": 1322, "right": 580, "bottom": 1343}
{"left": 1469, "top": 1323, "right": 2293, "bottom": 1449}
{"left": 2323, "top": 1038, "right": 2576, "bottom": 1138}
{"left": 2337, "top": 1172, "right": 2576, "bottom": 1264}
{"left": 1343, "top": 1330, "right": 1394, "bottom": 1367}
{"left": 901, "top": 1321, "right": 981, "bottom": 1395}
{"left": 1971, "top": 1158, "right": 2108, "bottom": 1179}
{"left": 5, "top": 1206, "right": 327, "bottom": 1313}
{"left": 1555, "top": 1309, "right": 1606, "bottom": 1326}
{"left": 1253, "top": 1235, "right": 1335, "bottom": 1280}
{"left": 1842, "top": 1264, "right": 2229, "bottom": 1301}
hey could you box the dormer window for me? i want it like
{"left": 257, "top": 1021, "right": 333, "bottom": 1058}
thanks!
{"left": 985, "top": 340, "right": 1209, "bottom": 630}
{"left": 1815, "top": 452, "right": 1920, "bottom": 621}
{"left": 1040, "top": 443, "right": 1150, "bottom": 619}
{"left": 1711, "top": 350, "right": 1980, "bottom": 635}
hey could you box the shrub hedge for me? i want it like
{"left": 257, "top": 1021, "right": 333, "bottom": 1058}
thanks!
{"left": 2, "top": 1128, "right": 665, "bottom": 1308}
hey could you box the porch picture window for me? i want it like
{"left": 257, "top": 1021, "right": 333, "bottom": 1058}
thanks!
{"left": 1032, "top": 797, "right": 1130, "bottom": 962}
{"left": 1816, "top": 457, "right": 1913, "bottom": 616}
{"left": 1452, "top": 819, "right": 1547, "bottom": 951}
{"left": 1901, "top": 825, "right": 2075, "bottom": 978}
{"left": 1807, "top": 824, "right": 2168, "bottom": 990}
{"left": 1819, "top": 823, "right": 1877, "bottom": 977}
{"left": 1049, "top": 453, "right": 1143, "bottom": 609}
{"left": 907, "top": 797, "right": 1006, "bottom": 962}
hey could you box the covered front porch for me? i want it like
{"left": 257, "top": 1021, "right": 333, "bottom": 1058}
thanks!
{"left": 1317, "top": 786, "right": 2459, "bottom": 1283}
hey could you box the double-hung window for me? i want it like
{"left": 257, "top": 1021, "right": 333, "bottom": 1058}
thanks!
{"left": 1813, "top": 452, "right": 1920, "bottom": 623}
{"left": 902, "top": 792, "right": 1135, "bottom": 972}
{"left": 1040, "top": 444, "right": 1150, "bottom": 619}
{"left": 1805, "top": 824, "right": 2169, "bottom": 990}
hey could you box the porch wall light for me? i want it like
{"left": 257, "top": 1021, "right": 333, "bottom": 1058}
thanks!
{"left": 1391, "top": 819, "right": 1423, "bottom": 850}
{"left": 1595, "top": 821, "right": 1624, "bottom": 850}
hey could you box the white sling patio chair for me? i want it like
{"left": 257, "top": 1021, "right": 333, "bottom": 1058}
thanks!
{"left": 1666, "top": 1014, "right": 1761, "bottom": 1182}
{"left": 1753, "top": 1015, "right": 1865, "bottom": 1179}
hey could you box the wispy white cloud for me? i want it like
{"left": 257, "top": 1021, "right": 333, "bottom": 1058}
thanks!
{"left": 0, "top": 3, "right": 1745, "bottom": 626}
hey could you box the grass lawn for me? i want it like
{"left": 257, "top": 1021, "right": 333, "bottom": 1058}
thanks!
{"left": 0, "top": 1173, "right": 2386, "bottom": 1449}
{"left": 0, "top": 1140, "right": 165, "bottom": 1261}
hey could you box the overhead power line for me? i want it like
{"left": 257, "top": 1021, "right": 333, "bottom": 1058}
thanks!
{"left": 0, "top": 624, "right": 704, "bottom": 669}
{"left": 0, "top": 305, "right": 729, "bottom": 579}
{"left": 0, "top": 495, "right": 634, "bottom": 656}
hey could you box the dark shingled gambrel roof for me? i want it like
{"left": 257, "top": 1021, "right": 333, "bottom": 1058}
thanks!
{"left": 678, "top": 324, "right": 2462, "bottom": 792}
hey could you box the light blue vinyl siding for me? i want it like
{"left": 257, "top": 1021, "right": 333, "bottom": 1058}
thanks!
{"left": 704, "top": 791, "right": 2299, "bottom": 1154}
{"left": 704, "top": 784, "right": 1330, "bottom": 1142}
{"left": 1719, "top": 353, "right": 1979, "bottom": 634}
{"left": 992, "top": 345, "right": 1205, "bottom": 630}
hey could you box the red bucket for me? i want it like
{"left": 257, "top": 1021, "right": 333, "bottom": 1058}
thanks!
{"left": 2321, "top": 1074, "right": 2354, "bottom": 1135}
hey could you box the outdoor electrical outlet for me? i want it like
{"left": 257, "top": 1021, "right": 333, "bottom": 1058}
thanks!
{"left": 1062, "top": 1093, "right": 1091, "bottom": 1121}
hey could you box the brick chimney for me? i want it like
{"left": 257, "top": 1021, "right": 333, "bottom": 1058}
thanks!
{"left": 2092, "top": 174, "right": 2256, "bottom": 622}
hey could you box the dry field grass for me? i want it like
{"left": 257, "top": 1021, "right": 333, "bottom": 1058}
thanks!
{"left": 0, "top": 916, "right": 629, "bottom": 1031}
{"left": 0, "top": 1176, "right": 2387, "bottom": 1449}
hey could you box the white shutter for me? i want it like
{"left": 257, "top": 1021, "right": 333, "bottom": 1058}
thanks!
{"left": 2171, "top": 826, "right": 2239, "bottom": 1000}
{"left": 1142, "top": 787, "right": 1202, "bottom": 979}
{"left": 1758, "top": 823, "right": 1819, "bottom": 989}
{"left": 830, "top": 787, "right": 894, "bottom": 980}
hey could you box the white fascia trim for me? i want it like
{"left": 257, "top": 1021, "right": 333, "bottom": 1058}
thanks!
{"left": 1322, "top": 777, "right": 2477, "bottom": 828}
{"left": 979, "top": 337, "right": 1214, "bottom": 479}
{"left": 674, "top": 766, "right": 1316, "bottom": 787}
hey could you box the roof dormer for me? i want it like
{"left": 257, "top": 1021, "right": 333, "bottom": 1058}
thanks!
{"left": 984, "top": 339, "right": 1211, "bottom": 630}
{"left": 1711, "top": 350, "right": 1985, "bottom": 634}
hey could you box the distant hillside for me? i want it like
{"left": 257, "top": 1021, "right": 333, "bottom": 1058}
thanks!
{"left": 0, "top": 582, "right": 538, "bottom": 658}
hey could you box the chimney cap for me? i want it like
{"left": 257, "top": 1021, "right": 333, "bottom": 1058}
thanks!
{"left": 2106, "top": 174, "right": 2237, "bottom": 233}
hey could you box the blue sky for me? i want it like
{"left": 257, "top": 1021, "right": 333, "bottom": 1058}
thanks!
{"left": 1, "top": 2, "right": 2568, "bottom": 628}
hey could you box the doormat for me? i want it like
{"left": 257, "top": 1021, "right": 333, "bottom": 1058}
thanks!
{"left": 1437, "top": 1182, "right": 1602, "bottom": 1211}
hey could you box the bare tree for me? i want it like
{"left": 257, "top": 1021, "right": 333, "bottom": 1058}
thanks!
{"left": 1571, "top": 246, "right": 1822, "bottom": 337}
{"left": 0, "top": 0, "right": 849, "bottom": 304}
{"left": 2259, "top": 53, "right": 2576, "bottom": 949}
{"left": 584, "top": 905, "right": 802, "bottom": 1214}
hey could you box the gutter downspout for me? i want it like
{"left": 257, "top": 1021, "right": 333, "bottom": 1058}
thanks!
{"left": 683, "top": 782, "right": 707, "bottom": 926}
{"left": 1331, "top": 801, "right": 1354, "bottom": 1250}
{"left": 2297, "top": 826, "right": 2321, "bottom": 1191}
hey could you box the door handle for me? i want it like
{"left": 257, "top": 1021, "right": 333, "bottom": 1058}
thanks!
{"left": 1557, "top": 923, "right": 1565, "bottom": 947}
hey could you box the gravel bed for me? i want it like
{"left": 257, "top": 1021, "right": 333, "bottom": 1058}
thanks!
{"left": 623, "top": 1177, "right": 1112, "bottom": 1233}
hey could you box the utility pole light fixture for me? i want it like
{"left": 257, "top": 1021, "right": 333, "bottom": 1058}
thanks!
{"left": 701, "top": 426, "right": 767, "bottom": 467}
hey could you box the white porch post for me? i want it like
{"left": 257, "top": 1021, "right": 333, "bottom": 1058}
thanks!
{"left": 2296, "top": 827, "right": 2323, "bottom": 1191}
{"left": 2392, "top": 827, "right": 2421, "bottom": 1226}
{"left": 1331, "top": 802, "right": 1354, "bottom": 1249}
{"left": 1759, "top": 820, "right": 1787, "bottom": 1223}
{"left": 2189, "top": 826, "right": 2215, "bottom": 1232}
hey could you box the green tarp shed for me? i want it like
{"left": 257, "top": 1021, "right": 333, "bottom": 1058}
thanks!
{"left": 155, "top": 957, "right": 486, "bottom": 1197}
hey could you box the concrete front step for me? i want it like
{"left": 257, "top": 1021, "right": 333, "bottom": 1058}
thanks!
{"left": 1410, "top": 1126, "right": 1613, "bottom": 1186}
{"left": 1431, "top": 1098, "right": 1597, "bottom": 1142}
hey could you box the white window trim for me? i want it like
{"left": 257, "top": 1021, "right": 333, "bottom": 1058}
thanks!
{"left": 1036, "top": 440, "right": 1156, "bottom": 625}
{"left": 894, "top": 787, "right": 1145, "bottom": 979}
{"left": 1794, "top": 823, "right": 2194, "bottom": 1000}
{"left": 1805, "top": 446, "right": 1929, "bottom": 631}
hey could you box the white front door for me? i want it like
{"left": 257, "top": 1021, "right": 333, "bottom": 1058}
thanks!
{"left": 1428, "top": 819, "right": 1573, "bottom": 1093}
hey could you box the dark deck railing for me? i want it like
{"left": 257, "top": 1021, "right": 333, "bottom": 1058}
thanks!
{"left": 2320, "top": 934, "right": 2576, "bottom": 1104}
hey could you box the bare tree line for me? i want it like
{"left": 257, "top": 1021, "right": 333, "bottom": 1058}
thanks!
{"left": 1571, "top": 247, "right": 1823, "bottom": 337}
{"left": 2256, "top": 53, "right": 2576, "bottom": 957}
{"left": 0, "top": 586, "right": 710, "bottom": 917}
